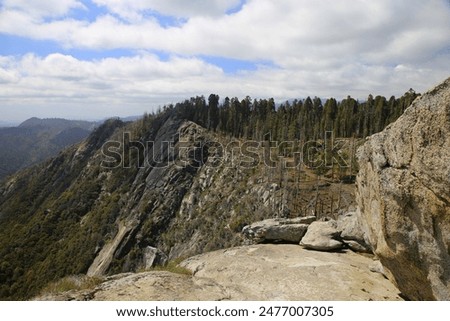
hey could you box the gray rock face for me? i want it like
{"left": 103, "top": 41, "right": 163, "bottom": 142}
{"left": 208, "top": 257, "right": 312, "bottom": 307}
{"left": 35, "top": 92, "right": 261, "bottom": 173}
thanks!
{"left": 300, "top": 220, "right": 344, "bottom": 251}
{"left": 337, "top": 212, "right": 371, "bottom": 253}
{"left": 142, "top": 246, "right": 168, "bottom": 269}
{"left": 280, "top": 216, "right": 317, "bottom": 225}
{"left": 344, "top": 240, "right": 370, "bottom": 253}
{"left": 337, "top": 212, "right": 364, "bottom": 242}
{"left": 369, "top": 260, "right": 388, "bottom": 279}
{"left": 356, "top": 77, "right": 450, "bottom": 300}
{"left": 36, "top": 245, "right": 402, "bottom": 301}
{"left": 242, "top": 217, "right": 314, "bottom": 243}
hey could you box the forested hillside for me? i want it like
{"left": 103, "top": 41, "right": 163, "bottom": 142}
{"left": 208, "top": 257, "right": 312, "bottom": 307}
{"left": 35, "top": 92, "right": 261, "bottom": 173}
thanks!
{"left": 0, "top": 118, "right": 97, "bottom": 180}
{"left": 173, "top": 90, "right": 419, "bottom": 141}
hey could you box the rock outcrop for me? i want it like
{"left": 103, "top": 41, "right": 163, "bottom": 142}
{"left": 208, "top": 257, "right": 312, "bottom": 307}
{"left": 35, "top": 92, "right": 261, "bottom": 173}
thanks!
{"left": 36, "top": 244, "right": 402, "bottom": 301}
{"left": 141, "top": 246, "right": 168, "bottom": 270}
{"left": 356, "top": 77, "right": 450, "bottom": 300}
{"left": 337, "top": 212, "right": 371, "bottom": 253}
{"left": 300, "top": 220, "right": 344, "bottom": 251}
{"left": 242, "top": 217, "right": 314, "bottom": 243}
{"left": 243, "top": 214, "right": 371, "bottom": 254}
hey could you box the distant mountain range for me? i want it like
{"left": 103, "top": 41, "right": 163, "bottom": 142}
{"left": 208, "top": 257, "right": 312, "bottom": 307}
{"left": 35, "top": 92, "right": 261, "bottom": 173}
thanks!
{"left": 0, "top": 117, "right": 98, "bottom": 180}
{"left": 0, "top": 121, "right": 19, "bottom": 127}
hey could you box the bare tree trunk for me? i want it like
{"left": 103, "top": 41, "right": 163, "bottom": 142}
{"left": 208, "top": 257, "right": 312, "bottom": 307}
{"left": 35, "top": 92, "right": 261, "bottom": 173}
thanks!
{"left": 337, "top": 167, "right": 342, "bottom": 215}
{"left": 349, "top": 135, "right": 355, "bottom": 178}
{"left": 314, "top": 174, "right": 320, "bottom": 217}
{"left": 330, "top": 195, "right": 334, "bottom": 218}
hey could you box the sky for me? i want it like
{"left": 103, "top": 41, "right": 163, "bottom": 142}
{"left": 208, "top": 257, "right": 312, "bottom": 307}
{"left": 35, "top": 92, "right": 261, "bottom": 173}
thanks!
{"left": 0, "top": 0, "right": 449, "bottom": 123}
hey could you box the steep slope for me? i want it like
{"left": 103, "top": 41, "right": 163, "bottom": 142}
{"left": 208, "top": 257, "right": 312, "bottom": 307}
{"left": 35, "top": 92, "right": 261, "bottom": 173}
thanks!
{"left": 0, "top": 118, "right": 123, "bottom": 299}
{"left": 356, "top": 77, "right": 450, "bottom": 300}
{"left": 0, "top": 118, "right": 96, "bottom": 180}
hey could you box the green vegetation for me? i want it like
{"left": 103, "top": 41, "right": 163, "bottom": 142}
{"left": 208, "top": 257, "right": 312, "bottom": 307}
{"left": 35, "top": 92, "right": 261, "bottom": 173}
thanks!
{"left": 0, "top": 120, "right": 128, "bottom": 300}
{"left": 148, "top": 258, "right": 192, "bottom": 276}
{"left": 174, "top": 90, "right": 419, "bottom": 142}
{"left": 39, "top": 275, "right": 103, "bottom": 296}
{"left": 0, "top": 118, "right": 96, "bottom": 180}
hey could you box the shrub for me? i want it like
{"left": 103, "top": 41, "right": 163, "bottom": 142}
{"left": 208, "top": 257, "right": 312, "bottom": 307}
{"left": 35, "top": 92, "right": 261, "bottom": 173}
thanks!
{"left": 39, "top": 275, "right": 103, "bottom": 295}
{"left": 149, "top": 258, "right": 192, "bottom": 276}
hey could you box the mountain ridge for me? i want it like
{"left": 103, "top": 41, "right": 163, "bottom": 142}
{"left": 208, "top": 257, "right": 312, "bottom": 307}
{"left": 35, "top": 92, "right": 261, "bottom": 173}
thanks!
{"left": 0, "top": 117, "right": 98, "bottom": 181}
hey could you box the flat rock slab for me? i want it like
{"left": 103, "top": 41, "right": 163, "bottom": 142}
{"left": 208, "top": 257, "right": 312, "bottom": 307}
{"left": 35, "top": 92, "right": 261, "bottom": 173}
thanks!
{"left": 242, "top": 218, "right": 311, "bottom": 243}
{"left": 36, "top": 245, "right": 402, "bottom": 301}
{"left": 92, "top": 272, "right": 230, "bottom": 301}
{"left": 182, "top": 245, "right": 401, "bottom": 301}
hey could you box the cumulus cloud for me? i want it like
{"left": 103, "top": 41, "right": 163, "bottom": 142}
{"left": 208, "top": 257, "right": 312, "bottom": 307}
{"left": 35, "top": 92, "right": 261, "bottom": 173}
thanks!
{"left": 1, "top": 0, "right": 449, "bottom": 64}
{"left": 0, "top": 53, "right": 229, "bottom": 119}
{"left": 1, "top": 50, "right": 448, "bottom": 120}
{"left": 0, "top": 53, "right": 223, "bottom": 95}
{"left": 1, "top": 0, "right": 85, "bottom": 19}
{"left": 92, "top": 0, "right": 242, "bottom": 21}
{"left": 0, "top": 0, "right": 449, "bottom": 121}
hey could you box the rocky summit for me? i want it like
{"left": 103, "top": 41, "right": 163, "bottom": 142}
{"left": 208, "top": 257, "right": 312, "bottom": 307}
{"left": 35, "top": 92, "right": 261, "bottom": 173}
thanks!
{"left": 356, "top": 77, "right": 450, "bottom": 300}
{"left": 36, "top": 244, "right": 402, "bottom": 301}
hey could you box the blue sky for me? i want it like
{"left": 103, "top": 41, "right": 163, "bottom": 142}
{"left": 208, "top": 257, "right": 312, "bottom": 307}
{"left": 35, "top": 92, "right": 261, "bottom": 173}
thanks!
{"left": 0, "top": 0, "right": 449, "bottom": 122}
{"left": 0, "top": 0, "right": 254, "bottom": 71}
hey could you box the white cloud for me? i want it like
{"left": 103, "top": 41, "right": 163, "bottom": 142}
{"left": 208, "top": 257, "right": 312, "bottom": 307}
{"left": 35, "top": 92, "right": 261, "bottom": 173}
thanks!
{"left": 1, "top": 0, "right": 85, "bottom": 19}
{"left": 1, "top": 49, "right": 449, "bottom": 122}
{"left": 0, "top": 66, "right": 18, "bottom": 84}
{"left": 1, "top": 0, "right": 448, "bottom": 65}
{"left": 0, "top": 53, "right": 229, "bottom": 120}
{"left": 0, "top": 0, "right": 449, "bottom": 121}
{"left": 92, "top": 0, "right": 242, "bottom": 21}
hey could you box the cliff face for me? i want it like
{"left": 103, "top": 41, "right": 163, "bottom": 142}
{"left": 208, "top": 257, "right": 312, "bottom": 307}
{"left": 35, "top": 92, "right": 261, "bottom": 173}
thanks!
{"left": 356, "top": 78, "right": 450, "bottom": 300}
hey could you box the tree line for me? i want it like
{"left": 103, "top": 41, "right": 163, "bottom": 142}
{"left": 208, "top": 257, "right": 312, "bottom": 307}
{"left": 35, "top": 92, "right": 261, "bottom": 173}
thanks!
{"left": 160, "top": 89, "right": 419, "bottom": 142}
